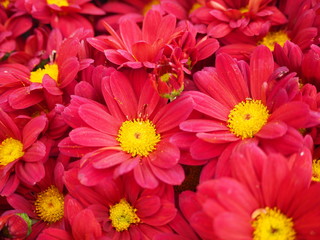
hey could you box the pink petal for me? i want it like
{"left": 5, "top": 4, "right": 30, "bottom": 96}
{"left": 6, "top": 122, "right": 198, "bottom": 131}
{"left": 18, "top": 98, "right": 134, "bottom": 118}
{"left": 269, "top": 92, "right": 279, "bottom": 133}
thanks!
{"left": 214, "top": 212, "right": 252, "bottom": 240}
{"left": 184, "top": 91, "right": 229, "bottom": 121}
{"left": 149, "top": 141, "right": 180, "bottom": 168}
{"left": 16, "top": 162, "right": 45, "bottom": 185}
{"left": 6, "top": 194, "right": 35, "bottom": 217}
{"left": 250, "top": 45, "right": 274, "bottom": 101}
{"left": 134, "top": 162, "right": 159, "bottom": 189}
{"left": 42, "top": 75, "right": 63, "bottom": 95}
{"left": 23, "top": 141, "right": 46, "bottom": 162}
{"left": 78, "top": 162, "right": 113, "bottom": 186}
{"left": 119, "top": 19, "right": 142, "bottom": 51}
{"left": 8, "top": 87, "right": 43, "bottom": 109}
{"left": 149, "top": 163, "right": 185, "bottom": 186}
{"left": 113, "top": 157, "right": 140, "bottom": 179}
{"left": 92, "top": 151, "right": 130, "bottom": 169}
{"left": 22, "top": 115, "right": 47, "bottom": 149}
{"left": 110, "top": 71, "right": 138, "bottom": 119}
{"left": 72, "top": 209, "right": 102, "bottom": 240}
{"left": 79, "top": 103, "right": 121, "bottom": 135}
{"left": 69, "top": 127, "right": 117, "bottom": 147}
{"left": 180, "top": 119, "right": 228, "bottom": 132}
{"left": 135, "top": 195, "right": 161, "bottom": 218}
{"left": 255, "top": 121, "right": 287, "bottom": 139}
{"left": 190, "top": 139, "right": 226, "bottom": 160}
{"left": 196, "top": 131, "right": 239, "bottom": 143}
{"left": 153, "top": 95, "right": 194, "bottom": 133}
{"left": 142, "top": 201, "right": 177, "bottom": 226}
{"left": 58, "top": 137, "right": 98, "bottom": 158}
{"left": 59, "top": 57, "right": 80, "bottom": 88}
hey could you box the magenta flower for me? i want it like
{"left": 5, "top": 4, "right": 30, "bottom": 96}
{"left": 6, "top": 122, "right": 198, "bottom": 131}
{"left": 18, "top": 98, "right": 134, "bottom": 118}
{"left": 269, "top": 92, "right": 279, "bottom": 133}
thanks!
{"left": 59, "top": 68, "right": 193, "bottom": 189}
{"left": 178, "top": 45, "right": 320, "bottom": 166}
{"left": 64, "top": 168, "right": 177, "bottom": 239}
{"left": 0, "top": 109, "right": 47, "bottom": 196}
{"left": 180, "top": 141, "right": 320, "bottom": 240}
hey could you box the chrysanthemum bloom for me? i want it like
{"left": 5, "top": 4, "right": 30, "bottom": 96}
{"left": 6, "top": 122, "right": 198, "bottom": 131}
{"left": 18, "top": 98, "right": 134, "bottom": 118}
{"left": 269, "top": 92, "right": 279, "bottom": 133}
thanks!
{"left": 0, "top": 12, "right": 33, "bottom": 60}
{"left": 88, "top": 10, "right": 184, "bottom": 69}
{"left": 182, "top": 141, "right": 320, "bottom": 240}
{"left": 0, "top": 109, "right": 47, "bottom": 196}
{"left": 6, "top": 158, "right": 67, "bottom": 239}
{"left": 190, "top": 0, "right": 287, "bottom": 39}
{"left": 21, "top": 0, "right": 104, "bottom": 37}
{"left": 217, "top": 0, "right": 318, "bottom": 60}
{"left": 179, "top": 45, "right": 320, "bottom": 165}
{"left": 0, "top": 36, "right": 83, "bottom": 110}
{"left": 37, "top": 197, "right": 106, "bottom": 240}
{"left": 64, "top": 168, "right": 177, "bottom": 239}
{"left": 59, "top": 69, "right": 193, "bottom": 189}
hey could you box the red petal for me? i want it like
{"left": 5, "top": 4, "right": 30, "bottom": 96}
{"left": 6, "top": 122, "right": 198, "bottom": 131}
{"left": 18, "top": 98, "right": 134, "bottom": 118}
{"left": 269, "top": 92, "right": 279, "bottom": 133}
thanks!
{"left": 149, "top": 141, "right": 180, "bottom": 168}
{"left": 92, "top": 151, "right": 130, "bottom": 169}
{"left": 135, "top": 195, "right": 161, "bottom": 218}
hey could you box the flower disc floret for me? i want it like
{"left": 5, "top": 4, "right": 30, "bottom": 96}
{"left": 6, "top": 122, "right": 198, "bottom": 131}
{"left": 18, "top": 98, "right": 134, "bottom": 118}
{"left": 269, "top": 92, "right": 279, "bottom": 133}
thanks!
{"left": 109, "top": 198, "right": 141, "bottom": 232}
{"left": 227, "top": 99, "right": 269, "bottom": 139}
{"left": 46, "top": 0, "right": 69, "bottom": 7}
{"left": 0, "top": 138, "right": 24, "bottom": 166}
{"left": 29, "top": 63, "right": 59, "bottom": 83}
{"left": 259, "top": 31, "right": 290, "bottom": 51}
{"left": 34, "top": 186, "right": 64, "bottom": 223}
{"left": 117, "top": 119, "right": 161, "bottom": 157}
{"left": 312, "top": 159, "right": 320, "bottom": 182}
{"left": 252, "top": 207, "right": 296, "bottom": 240}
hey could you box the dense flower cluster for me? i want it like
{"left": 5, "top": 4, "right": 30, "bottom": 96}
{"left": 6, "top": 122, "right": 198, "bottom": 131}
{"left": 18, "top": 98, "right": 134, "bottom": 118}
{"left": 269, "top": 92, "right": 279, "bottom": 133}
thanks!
{"left": 1, "top": 0, "right": 320, "bottom": 239}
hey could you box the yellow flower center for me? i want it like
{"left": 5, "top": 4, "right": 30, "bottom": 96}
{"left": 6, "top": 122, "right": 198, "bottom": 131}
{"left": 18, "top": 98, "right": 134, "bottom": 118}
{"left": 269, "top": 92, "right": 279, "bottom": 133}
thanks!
{"left": 117, "top": 119, "right": 161, "bottom": 157}
{"left": 239, "top": 6, "right": 249, "bottom": 14}
{"left": 259, "top": 31, "right": 290, "bottom": 51}
{"left": 34, "top": 186, "right": 64, "bottom": 223}
{"left": 109, "top": 198, "right": 141, "bottom": 232}
{"left": 29, "top": 63, "right": 59, "bottom": 83}
{"left": 142, "top": 0, "right": 160, "bottom": 15}
{"left": 189, "top": 3, "right": 202, "bottom": 14}
{"left": 252, "top": 207, "right": 296, "bottom": 240}
{"left": 227, "top": 99, "right": 270, "bottom": 139}
{"left": 160, "top": 73, "right": 177, "bottom": 82}
{"left": 312, "top": 159, "right": 320, "bottom": 182}
{"left": 46, "top": 0, "right": 69, "bottom": 7}
{"left": 0, "top": 138, "right": 24, "bottom": 166}
{"left": 0, "top": 0, "right": 10, "bottom": 8}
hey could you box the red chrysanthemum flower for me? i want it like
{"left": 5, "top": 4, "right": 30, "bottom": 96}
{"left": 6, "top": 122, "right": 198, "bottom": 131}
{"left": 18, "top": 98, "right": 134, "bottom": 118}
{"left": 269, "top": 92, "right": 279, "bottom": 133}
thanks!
{"left": 0, "top": 109, "right": 47, "bottom": 196}
{"left": 179, "top": 45, "right": 320, "bottom": 166}
{"left": 6, "top": 157, "right": 67, "bottom": 239}
{"left": 59, "top": 68, "right": 193, "bottom": 189}
{"left": 88, "top": 10, "right": 184, "bottom": 69}
{"left": 0, "top": 35, "right": 84, "bottom": 110}
{"left": 38, "top": 197, "right": 106, "bottom": 240}
{"left": 21, "top": 0, "right": 104, "bottom": 37}
{"left": 64, "top": 168, "right": 177, "bottom": 239}
{"left": 181, "top": 141, "right": 320, "bottom": 240}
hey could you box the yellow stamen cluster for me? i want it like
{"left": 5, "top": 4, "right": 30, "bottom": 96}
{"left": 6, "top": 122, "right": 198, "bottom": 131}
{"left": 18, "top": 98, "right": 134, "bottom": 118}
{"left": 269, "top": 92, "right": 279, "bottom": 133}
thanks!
{"left": 117, "top": 119, "right": 161, "bottom": 157}
{"left": 252, "top": 207, "right": 296, "bottom": 240}
{"left": 46, "top": 0, "right": 69, "bottom": 7}
{"left": 142, "top": 0, "right": 160, "bottom": 15}
{"left": 259, "top": 31, "right": 290, "bottom": 51}
{"left": 1, "top": 0, "right": 10, "bottom": 8}
{"left": 109, "top": 198, "right": 141, "bottom": 232}
{"left": 34, "top": 186, "right": 64, "bottom": 223}
{"left": 0, "top": 138, "right": 24, "bottom": 166}
{"left": 227, "top": 99, "right": 270, "bottom": 139}
{"left": 29, "top": 63, "right": 59, "bottom": 83}
{"left": 312, "top": 159, "right": 320, "bottom": 182}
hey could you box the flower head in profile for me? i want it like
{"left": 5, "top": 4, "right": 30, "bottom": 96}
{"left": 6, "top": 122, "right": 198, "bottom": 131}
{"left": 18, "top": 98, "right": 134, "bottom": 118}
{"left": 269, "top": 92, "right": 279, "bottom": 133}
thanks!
{"left": 59, "top": 68, "right": 193, "bottom": 189}
{"left": 179, "top": 45, "right": 320, "bottom": 164}
{"left": 180, "top": 141, "right": 320, "bottom": 240}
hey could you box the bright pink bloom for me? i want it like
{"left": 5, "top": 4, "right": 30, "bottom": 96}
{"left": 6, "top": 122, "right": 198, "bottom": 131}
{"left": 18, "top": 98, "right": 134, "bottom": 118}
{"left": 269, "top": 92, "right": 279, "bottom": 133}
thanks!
{"left": 6, "top": 157, "right": 67, "bottom": 239}
{"left": 0, "top": 109, "right": 47, "bottom": 196}
{"left": 88, "top": 10, "right": 184, "bottom": 68}
{"left": 38, "top": 197, "right": 107, "bottom": 240}
{"left": 179, "top": 45, "right": 320, "bottom": 163}
{"left": 21, "top": 0, "right": 104, "bottom": 37}
{"left": 59, "top": 68, "right": 193, "bottom": 189}
{"left": 181, "top": 141, "right": 320, "bottom": 240}
{"left": 64, "top": 168, "right": 177, "bottom": 239}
